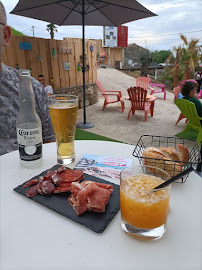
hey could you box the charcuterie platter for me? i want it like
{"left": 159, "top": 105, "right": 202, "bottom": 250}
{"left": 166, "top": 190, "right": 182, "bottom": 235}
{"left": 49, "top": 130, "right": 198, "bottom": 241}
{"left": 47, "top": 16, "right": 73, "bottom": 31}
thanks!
{"left": 14, "top": 165, "right": 120, "bottom": 233}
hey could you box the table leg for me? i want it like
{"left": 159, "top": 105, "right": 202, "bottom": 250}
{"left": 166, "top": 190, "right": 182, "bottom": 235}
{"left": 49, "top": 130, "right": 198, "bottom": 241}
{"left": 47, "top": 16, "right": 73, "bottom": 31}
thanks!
{"left": 196, "top": 145, "right": 202, "bottom": 172}
{"left": 150, "top": 101, "right": 155, "bottom": 116}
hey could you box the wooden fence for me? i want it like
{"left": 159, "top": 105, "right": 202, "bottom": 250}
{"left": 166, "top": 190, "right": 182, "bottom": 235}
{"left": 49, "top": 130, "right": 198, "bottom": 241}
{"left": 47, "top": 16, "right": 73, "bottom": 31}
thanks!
{"left": 2, "top": 36, "right": 97, "bottom": 89}
{"left": 91, "top": 39, "right": 122, "bottom": 67}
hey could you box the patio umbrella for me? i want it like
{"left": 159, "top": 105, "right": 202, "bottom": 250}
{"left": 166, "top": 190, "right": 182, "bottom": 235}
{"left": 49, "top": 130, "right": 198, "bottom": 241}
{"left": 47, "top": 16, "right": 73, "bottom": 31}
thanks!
{"left": 11, "top": 0, "right": 156, "bottom": 129}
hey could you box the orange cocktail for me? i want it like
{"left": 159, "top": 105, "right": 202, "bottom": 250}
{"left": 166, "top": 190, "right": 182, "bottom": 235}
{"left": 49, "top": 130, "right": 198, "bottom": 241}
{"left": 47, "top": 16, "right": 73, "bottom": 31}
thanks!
{"left": 120, "top": 166, "right": 171, "bottom": 240}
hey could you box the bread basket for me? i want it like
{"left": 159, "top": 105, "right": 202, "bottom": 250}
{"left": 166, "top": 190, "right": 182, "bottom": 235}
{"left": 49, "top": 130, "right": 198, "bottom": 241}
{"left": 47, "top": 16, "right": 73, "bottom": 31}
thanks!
{"left": 133, "top": 135, "right": 201, "bottom": 183}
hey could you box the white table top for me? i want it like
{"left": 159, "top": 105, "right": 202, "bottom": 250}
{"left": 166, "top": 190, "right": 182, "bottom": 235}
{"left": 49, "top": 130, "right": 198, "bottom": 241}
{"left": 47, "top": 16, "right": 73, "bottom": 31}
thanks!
{"left": 0, "top": 140, "right": 202, "bottom": 270}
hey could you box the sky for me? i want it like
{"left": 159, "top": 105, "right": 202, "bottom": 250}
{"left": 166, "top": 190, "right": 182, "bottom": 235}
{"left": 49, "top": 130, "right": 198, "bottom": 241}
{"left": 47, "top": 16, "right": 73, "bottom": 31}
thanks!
{"left": 1, "top": 0, "right": 202, "bottom": 52}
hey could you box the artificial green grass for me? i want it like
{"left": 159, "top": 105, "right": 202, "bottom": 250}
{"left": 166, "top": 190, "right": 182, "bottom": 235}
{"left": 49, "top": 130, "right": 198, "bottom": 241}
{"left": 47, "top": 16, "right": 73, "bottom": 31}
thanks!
{"left": 75, "top": 128, "right": 123, "bottom": 143}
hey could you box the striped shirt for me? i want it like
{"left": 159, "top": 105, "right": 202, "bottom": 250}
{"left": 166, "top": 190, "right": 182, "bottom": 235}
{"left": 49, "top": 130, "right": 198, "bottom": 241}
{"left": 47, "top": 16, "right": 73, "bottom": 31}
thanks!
{"left": 0, "top": 64, "right": 55, "bottom": 155}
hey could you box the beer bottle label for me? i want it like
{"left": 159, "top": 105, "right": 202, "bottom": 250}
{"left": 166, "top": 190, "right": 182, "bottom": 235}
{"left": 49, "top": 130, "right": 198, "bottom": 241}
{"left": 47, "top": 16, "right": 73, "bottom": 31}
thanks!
{"left": 17, "top": 128, "right": 42, "bottom": 161}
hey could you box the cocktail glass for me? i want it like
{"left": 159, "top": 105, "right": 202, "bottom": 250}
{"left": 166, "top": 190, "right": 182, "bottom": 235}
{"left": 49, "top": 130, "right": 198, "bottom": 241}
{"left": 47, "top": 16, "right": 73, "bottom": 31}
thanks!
{"left": 48, "top": 94, "right": 78, "bottom": 165}
{"left": 120, "top": 165, "right": 171, "bottom": 240}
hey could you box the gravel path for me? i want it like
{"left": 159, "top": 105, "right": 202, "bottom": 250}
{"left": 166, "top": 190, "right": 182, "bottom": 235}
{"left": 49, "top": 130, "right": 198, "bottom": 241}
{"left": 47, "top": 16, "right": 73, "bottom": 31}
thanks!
{"left": 77, "top": 67, "right": 187, "bottom": 146}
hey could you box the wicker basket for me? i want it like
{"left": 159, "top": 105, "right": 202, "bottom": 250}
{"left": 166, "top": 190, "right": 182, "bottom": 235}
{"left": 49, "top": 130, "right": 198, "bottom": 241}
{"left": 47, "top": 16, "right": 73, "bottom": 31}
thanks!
{"left": 133, "top": 135, "right": 201, "bottom": 183}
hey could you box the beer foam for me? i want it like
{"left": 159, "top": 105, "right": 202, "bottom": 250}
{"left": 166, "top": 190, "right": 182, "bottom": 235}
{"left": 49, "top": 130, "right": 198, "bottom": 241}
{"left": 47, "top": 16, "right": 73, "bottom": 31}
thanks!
{"left": 122, "top": 174, "right": 169, "bottom": 203}
{"left": 50, "top": 103, "right": 77, "bottom": 109}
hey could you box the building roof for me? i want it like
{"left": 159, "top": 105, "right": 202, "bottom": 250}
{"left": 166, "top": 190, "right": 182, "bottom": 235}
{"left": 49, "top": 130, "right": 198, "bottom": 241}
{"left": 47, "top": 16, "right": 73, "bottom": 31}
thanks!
{"left": 127, "top": 43, "right": 149, "bottom": 52}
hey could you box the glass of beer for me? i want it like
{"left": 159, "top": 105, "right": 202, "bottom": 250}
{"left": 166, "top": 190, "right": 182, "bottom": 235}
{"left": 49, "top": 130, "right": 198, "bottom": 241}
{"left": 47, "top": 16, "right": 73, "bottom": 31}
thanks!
{"left": 120, "top": 165, "right": 171, "bottom": 240}
{"left": 48, "top": 94, "right": 78, "bottom": 165}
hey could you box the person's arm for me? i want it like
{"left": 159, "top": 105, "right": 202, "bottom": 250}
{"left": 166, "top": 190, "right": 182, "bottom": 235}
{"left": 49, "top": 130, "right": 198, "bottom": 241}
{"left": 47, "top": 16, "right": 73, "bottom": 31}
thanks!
{"left": 46, "top": 85, "right": 53, "bottom": 96}
{"left": 193, "top": 98, "right": 202, "bottom": 117}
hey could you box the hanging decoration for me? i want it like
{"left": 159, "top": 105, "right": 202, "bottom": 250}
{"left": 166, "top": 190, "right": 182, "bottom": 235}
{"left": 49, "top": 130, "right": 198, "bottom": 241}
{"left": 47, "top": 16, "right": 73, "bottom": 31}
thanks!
{"left": 52, "top": 48, "right": 56, "bottom": 58}
{"left": 38, "top": 56, "right": 42, "bottom": 62}
{"left": 86, "top": 64, "right": 90, "bottom": 71}
{"left": 59, "top": 46, "right": 72, "bottom": 54}
{"left": 80, "top": 54, "right": 87, "bottom": 64}
{"left": 20, "top": 41, "right": 32, "bottom": 50}
{"left": 64, "top": 62, "right": 70, "bottom": 70}
{"left": 77, "top": 62, "right": 81, "bottom": 71}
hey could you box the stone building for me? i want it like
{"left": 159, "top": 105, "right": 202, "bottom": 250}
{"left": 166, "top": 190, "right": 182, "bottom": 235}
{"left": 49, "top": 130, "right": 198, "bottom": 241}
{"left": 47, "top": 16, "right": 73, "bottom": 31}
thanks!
{"left": 123, "top": 43, "right": 149, "bottom": 67}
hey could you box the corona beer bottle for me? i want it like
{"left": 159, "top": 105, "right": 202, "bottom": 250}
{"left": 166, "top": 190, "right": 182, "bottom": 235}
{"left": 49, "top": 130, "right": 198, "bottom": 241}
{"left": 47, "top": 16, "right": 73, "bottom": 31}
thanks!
{"left": 16, "top": 69, "right": 42, "bottom": 168}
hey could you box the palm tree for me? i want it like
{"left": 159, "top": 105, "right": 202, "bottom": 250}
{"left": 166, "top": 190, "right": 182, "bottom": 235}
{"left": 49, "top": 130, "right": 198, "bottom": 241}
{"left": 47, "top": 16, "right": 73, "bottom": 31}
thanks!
{"left": 47, "top": 23, "right": 58, "bottom": 39}
{"left": 169, "top": 46, "right": 183, "bottom": 87}
{"left": 180, "top": 34, "right": 201, "bottom": 80}
{"left": 168, "top": 35, "right": 202, "bottom": 86}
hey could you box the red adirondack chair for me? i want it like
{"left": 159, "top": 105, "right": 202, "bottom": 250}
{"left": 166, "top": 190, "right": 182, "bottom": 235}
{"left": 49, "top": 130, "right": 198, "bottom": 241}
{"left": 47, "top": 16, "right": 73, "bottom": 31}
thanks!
{"left": 136, "top": 76, "right": 151, "bottom": 91}
{"left": 147, "top": 74, "right": 166, "bottom": 100}
{"left": 96, "top": 80, "right": 125, "bottom": 112}
{"left": 173, "top": 86, "right": 181, "bottom": 101}
{"left": 127, "top": 87, "right": 151, "bottom": 122}
{"left": 173, "top": 86, "right": 187, "bottom": 125}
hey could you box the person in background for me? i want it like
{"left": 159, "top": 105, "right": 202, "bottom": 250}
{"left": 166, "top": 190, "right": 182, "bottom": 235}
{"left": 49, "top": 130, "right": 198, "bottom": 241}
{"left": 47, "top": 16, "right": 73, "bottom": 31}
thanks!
{"left": 196, "top": 71, "right": 201, "bottom": 93}
{"left": 177, "top": 92, "right": 184, "bottom": 99}
{"left": 38, "top": 74, "right": 53, "bottom": 96}
{"left": 181, "top": 81, "right": 202, "bottom": 120}
{"left": 194, "top": 70, "right": 198, "bottom": 80}
{"left": 0, "top": 1, "right": 55, "bottom": 155}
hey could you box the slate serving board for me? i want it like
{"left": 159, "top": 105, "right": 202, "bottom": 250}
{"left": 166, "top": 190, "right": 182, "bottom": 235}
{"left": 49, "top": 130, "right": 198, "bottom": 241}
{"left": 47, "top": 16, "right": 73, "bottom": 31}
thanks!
{"left": 14, "top": 165, "right": 120, "bottom": 233}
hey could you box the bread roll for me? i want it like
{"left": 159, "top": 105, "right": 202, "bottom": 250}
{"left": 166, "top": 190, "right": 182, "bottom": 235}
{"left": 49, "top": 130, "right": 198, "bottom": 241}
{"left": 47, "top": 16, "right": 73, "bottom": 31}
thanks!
{"left": 142, "top": 147, "right": 170, "bottom": 175}
{"left": 158, "top": 147, "right": 181, "bottom": 162}
{"left": 142, "top": 149, "right": 166, "bottom": 170}
{"left": 164, "top": 160, "right": 183, "bottom": 177}
{"left": 142, "top": 146, "right": 183, "bottom": 177}
{"left": 177, "top": 144, "right": 189, "bottom": 162}
{"left": 142, "top": 147, "right": 168, "bottom": 158}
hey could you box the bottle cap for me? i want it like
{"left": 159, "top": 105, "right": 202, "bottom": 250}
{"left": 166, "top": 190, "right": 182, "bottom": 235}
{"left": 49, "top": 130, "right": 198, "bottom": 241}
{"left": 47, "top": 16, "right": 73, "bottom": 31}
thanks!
{"left": 19, "top": 69, "right": 31, "bottom": 76}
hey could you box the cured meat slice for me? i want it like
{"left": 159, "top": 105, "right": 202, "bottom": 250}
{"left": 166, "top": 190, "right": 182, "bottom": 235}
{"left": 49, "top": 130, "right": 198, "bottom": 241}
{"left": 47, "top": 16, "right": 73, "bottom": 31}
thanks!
{"left": 38, "top": 176, "right": 44, "bottom": 183}
{"left": 24, "top": 167, "right": 83, "bottom": 197}
{"left": 51, "top": 173, "right": 63, "bottom": 186}
{"left": 56, "top": 166, "right": 66, "bottom": 173}
{"left": 57, "top": 175, "right": 84, "bottom": 187}
{"left": 26, "top": 186, "right": 39, "bottom": 198}
{"left": 42, "top": 167, "right": 65, "bottom": 183}
{"left": 37, "top": 182, "right": 45, "bottom": 194}
{"left": 41, "top": 181, "right": 55, "bottom": 195}
{"left": 43, "top": 170, "right": 55, "bottom": 181}
{"left": 53, "top": 185, "right": 72, "bottom": 193}
{"left": 23, "top": 179, "right": 38, "bottom": 188}
{"left": 58, "top": 169, "right": 84, "bottom": 182}
{"left": 68, "top": 181, "right": 113, "bottom": 215}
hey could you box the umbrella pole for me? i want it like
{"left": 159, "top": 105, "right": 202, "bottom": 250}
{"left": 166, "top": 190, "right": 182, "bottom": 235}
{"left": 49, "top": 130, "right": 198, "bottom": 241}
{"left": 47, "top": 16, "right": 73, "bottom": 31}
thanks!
{"left": 76, "top": 0, "right": 94, "bottom": 129}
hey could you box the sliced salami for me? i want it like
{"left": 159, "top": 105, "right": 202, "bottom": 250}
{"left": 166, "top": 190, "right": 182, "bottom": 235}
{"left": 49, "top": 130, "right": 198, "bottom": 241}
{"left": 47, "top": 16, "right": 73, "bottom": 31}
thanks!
{"left": 24, "top": 167, "right": 83, "bottom": 198}
{"left": 53, "top": 185, "right": 72, "bottom": 193}
{"left": 43, "top": 170, "right": 55, "bottom": 181}
{"left": 58, "top": 169, "right": 84, "bottom": 182}
{"left": 41, "top": 181, "right": 55, "bottom": 195}
{"left": 56, "top": 166, "right": 66, "bottom": 173}
{"left": 26, "top": 186, "right": 39, "bottom": 198}
{"left": 52, "top": 173, "right": 63, "bottom": 186}
{"left": 38, "top": 176, "right": 44, "bottom": 183}
{"left": 23, "top": 179, "right": 38, "bottom": 188}
{"left": 37, "top": 182, "right": 45, "bottom": 195}
{"left": 57, "top": 175, "right": 84, "bottom": 187}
